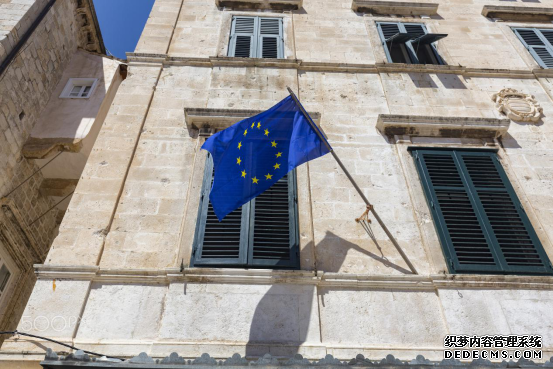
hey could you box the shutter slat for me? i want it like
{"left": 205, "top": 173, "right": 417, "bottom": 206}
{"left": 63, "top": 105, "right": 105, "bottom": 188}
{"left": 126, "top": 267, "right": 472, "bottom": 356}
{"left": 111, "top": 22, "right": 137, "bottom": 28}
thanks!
{"left": 260, "top": 18, "right": 280, "bottom": 35}
{"left": 404, "top": 24, "right": 426, "bottom": 37}
{"left": 252, "top": 175, "right": 291, "bottom": 261}
{"left": 234, "top": 36, "right": 253, "bottom": 58}
{"left": 418, "top": 152, "right": 500, "bottom": 270}
{"left": 413, "top": 148, "right": 553, "bottom": 275}
{"left": 514, "top": 28, "right": 553, "bottom": 68}
{"left": 235, "top": 17, "right": 255, "bottom": 34}
{"left": 192, "top": 155, "right": 248, "bottom": 266}
{"left": 379, "top": 23, "right": 401, "bottom": 41}
{"left": 461, "top": 155, "right": 547, "bottom": 270}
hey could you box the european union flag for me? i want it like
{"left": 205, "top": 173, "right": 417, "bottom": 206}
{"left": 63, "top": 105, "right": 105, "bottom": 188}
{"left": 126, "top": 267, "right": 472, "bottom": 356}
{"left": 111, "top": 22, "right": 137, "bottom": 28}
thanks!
{"left": 202, "top": 95, "right": 331, "bottom": 220}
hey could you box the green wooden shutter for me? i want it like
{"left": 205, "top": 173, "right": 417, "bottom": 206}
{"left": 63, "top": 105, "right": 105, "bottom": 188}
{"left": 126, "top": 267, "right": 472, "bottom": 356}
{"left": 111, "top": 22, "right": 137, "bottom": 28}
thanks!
{"left": 228, "top": 16, "right": 257, "bottom": 58}
{"left": 248, "top": 172, "right": 299, "bottom": 268}
{"left": 258, "top": 18, "right": 283, "bottom": 59}
{"left": 192, "top": 154, "right": 249, "bottom": 267}
{"left": 412, "top": 149, "right": 552, "bottom": 275}
{"left": 457, "top": 152, "right": 552, "bottom": 274}
{"left": 513, "top": 28, "right": 553, "bottom": 68}
{"left": 377, "top": 22, "right": 400, "bottom": 63}
{"left": 192, "top": 155, "right": 299, "bottom": 269}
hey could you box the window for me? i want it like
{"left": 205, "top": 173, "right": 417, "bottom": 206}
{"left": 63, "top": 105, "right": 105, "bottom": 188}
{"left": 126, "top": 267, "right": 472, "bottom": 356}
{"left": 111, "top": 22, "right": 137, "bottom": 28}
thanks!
{"left": 60, "top": 78, "right": 98, "bottom": 99}
{"left": 191, "top": 154, "right": 299, "bottom": 269}
{"left": 513, "top": 28, "right": 553, "bottom": 68}
{"left": 377, "top": 22, "right": 446, "bottom": 65}
{"left": 411, "top": 148, "right": 553, "bottom": 275}
{"left": 0, "top": 258, "right": 12, "bottom": 303}
{"left": 228, "top": 16, "right": 284, "bottom": 59}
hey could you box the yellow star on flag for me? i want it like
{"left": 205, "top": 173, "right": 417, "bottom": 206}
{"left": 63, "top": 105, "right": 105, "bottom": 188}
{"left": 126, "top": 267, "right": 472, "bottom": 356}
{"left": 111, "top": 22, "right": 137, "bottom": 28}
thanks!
{"left": 265, "top": 173, "right": 273, "bottom": 180}
{"left": 238, "top": 142, "right": 242, "bottom": 149}
{"left": 276, "top": 152, "right": 282, "bottom": 158}
{"left": 264, "top": 129, "right": 269, "bottom": 136}
{"left": 244, "top": 129, "right": 248, "bottom": 136}
{"left": 257, "top": 122, "right": 261, "bottom": 129}
{"left": 241, "top": 170, "right": 247, "bottom": 178}
{"left": 274, "top": 163, "right": 280, "bottom": 170}
{"left": 237, "top": 157, "right": 241, "bottom": 165}
{"left": 271, "top": 140, "right": 277, "bottom": 148}
{"left": 252, "top": 177, "right": 259, "bottom": 184}
{"left": 251, "top": 122, "right": 255, "bottom": 128}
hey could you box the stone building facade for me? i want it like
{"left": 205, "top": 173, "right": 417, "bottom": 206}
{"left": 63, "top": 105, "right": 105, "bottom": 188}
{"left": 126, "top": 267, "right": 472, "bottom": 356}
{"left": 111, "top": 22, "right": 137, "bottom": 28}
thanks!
{"left": 2, "top": 0, "right": 553, "bottom": 368}
{"left": 0, "top": 0, "right": 123, "bottom": 344}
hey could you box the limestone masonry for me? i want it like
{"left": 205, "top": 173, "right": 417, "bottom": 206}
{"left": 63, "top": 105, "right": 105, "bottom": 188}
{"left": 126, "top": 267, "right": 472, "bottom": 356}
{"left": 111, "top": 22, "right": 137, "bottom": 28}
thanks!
{"left": 2, "top": 0, "right": 553, "bottom": 368}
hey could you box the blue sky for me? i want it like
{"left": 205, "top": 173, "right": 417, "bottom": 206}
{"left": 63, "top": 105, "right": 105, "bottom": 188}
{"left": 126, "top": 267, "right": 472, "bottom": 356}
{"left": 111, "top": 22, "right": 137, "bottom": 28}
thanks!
{"left": 92, "top": 0, "right": 155, "bottom": 59}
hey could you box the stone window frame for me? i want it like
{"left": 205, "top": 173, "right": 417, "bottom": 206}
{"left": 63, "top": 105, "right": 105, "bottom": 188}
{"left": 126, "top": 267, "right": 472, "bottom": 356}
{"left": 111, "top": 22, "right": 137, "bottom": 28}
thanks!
{"left": 177, "top": 123, "right": 316, "bottom": 272}
{"left": 216, "top": 11, "right": 296, "bottom": 59}
{"left": 0, "top": 199, "right": 39, "bottom": 322}
{"left": 365, "top": 16, "right": 451, "bottom": 66}
{"left": 59, "top": 78, "right": 99, "bottom": 99}
{"left": 394, "top": 136, "right": 553, "bottom": 275}
{"left": 0, "top": 245, "right": 16, "bottom": 315}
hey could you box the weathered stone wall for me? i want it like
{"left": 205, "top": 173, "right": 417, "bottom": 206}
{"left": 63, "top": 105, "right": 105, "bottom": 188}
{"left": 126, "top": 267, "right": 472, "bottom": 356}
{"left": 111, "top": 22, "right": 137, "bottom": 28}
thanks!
{"left": 4, "top": 0, "right": 553, "bottom": 366}
{"left": 0, "top": 0, "right": 100, "bottom": 338}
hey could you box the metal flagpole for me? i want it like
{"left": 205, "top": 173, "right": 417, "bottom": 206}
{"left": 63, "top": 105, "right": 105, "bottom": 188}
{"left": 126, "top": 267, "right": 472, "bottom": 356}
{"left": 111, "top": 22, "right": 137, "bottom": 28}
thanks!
{"left": 286, "top": 87, "right": 418, "bottom": 275}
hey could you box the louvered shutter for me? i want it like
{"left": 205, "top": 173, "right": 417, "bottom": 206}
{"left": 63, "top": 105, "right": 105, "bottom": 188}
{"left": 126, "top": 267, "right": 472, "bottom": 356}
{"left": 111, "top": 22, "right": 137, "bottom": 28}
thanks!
{"left": 513, "top": 28, "right": 553, "bottom": 69}
{"left": 412, "top": 149, "right": 552, "bottom": 275}
{"left": 377, "top": 22, "right": 401, "bottom": 42}
{"left": 457, "top": 152, "right": 552, "bottom": 274}
{"left": 248, "top": 173, "right": 299, "bottom": 268}
{"left": 403, "top": 24, "right": 426, "bottom": 38}
{"left": 257, "top": 18, "right": 283, "bottom": 59}
{"left": 192, "top": 155, "right": 299, "bottom": 269}
{"left": 228, "top": 17, "right": 257, "bottom": 58}
{"left": 192, "top": 154, "right": 248, "bottom": 266}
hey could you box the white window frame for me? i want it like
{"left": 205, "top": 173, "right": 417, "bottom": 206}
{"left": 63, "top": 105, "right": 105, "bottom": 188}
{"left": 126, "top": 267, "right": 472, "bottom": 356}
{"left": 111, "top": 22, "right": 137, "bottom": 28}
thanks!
{"left": 60, "top": 78, "right": 99, "bottom": 99}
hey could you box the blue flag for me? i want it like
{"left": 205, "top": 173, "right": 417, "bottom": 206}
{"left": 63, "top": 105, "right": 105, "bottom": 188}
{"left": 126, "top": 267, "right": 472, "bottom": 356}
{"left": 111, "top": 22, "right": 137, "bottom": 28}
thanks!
{"left": 202, "top": 95, "right": 331, "bottom": 220}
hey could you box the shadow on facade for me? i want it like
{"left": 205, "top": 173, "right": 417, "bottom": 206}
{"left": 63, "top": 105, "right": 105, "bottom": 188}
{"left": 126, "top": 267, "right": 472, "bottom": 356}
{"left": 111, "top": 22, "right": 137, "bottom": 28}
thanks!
{"left": 245, "top": 230, "right": 410, "bottom": 358}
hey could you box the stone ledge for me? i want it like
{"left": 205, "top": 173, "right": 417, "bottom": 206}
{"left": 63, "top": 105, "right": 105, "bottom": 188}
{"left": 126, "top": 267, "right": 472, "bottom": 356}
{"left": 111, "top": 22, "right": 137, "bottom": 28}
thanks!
{"left": 482, "top": 5, "right": 553, "bottom": 22}
{"left": 184, "top": 107, "right": 321, "bottom": 132}
{"left": 376, "top": 115, "right": 510, "bottom": 139}
{"left": 352, "top": 0, "right": 439, "bottom": 16}
{"left": 22, "top": 137, "right": 82, "bottom": 159}
{"left": 32, "top": 265, "right": 553, "bottom": 290}
{"left": 215, "top": 0, "right": 302, "bottom": 10}
{"left": 128, "top": 53, "right": 551, "bottom": 78}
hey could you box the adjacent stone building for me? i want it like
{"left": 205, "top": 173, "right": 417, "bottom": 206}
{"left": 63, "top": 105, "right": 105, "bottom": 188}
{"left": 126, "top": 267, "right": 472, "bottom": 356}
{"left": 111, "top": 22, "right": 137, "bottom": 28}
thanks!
{"left": 0, "top": 0, "right": 123, "bottom": 344}
{"left": 2, "top": 0, "right": 553, "bottom": 368}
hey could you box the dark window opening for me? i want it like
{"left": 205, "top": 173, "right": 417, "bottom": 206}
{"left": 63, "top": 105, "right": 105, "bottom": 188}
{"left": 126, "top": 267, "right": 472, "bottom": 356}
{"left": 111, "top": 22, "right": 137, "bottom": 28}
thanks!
{"left": 377, "top": 22, "right": 447, "bottom": 65}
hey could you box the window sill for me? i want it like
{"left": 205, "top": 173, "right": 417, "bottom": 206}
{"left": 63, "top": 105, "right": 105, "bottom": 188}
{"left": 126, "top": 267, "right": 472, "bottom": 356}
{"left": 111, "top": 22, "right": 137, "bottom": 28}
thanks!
{"left": 215, "top": 0, "right": 302, "bottom": 11}
{"left": 352, "top": 0, "right": 439, "bottom": 16}
{"left": 376, "top": 114, "right": 510, "bottom": 139}
{"left": 482, "top": 5, "right": 553, "bottom": 22}
{"left": 33, "top": 265, "right": 553, "bottom": 289}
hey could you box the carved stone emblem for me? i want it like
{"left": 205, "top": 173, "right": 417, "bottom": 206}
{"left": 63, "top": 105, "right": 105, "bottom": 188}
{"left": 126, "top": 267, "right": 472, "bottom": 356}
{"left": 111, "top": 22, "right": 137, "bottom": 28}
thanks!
{"left": 492, "top": 88, "right": 543, "bottom": 123}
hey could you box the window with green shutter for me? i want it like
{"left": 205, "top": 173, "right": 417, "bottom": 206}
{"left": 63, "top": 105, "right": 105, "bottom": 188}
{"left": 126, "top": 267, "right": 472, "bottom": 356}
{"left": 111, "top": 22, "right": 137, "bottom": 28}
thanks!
{"left": 191, "top": 154, "right": 299, "bottom": 269}
{"left": 410, "top": 148, "right": 553, "bottom": 275}
{"left": 228, "top": 16, "right": 284, "bottom": 59}
{"left": 376, "top": 22, "right": 446, "bottom": 65}
{"left": 513, "top": 28, "right": 553, "bottom": 68}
